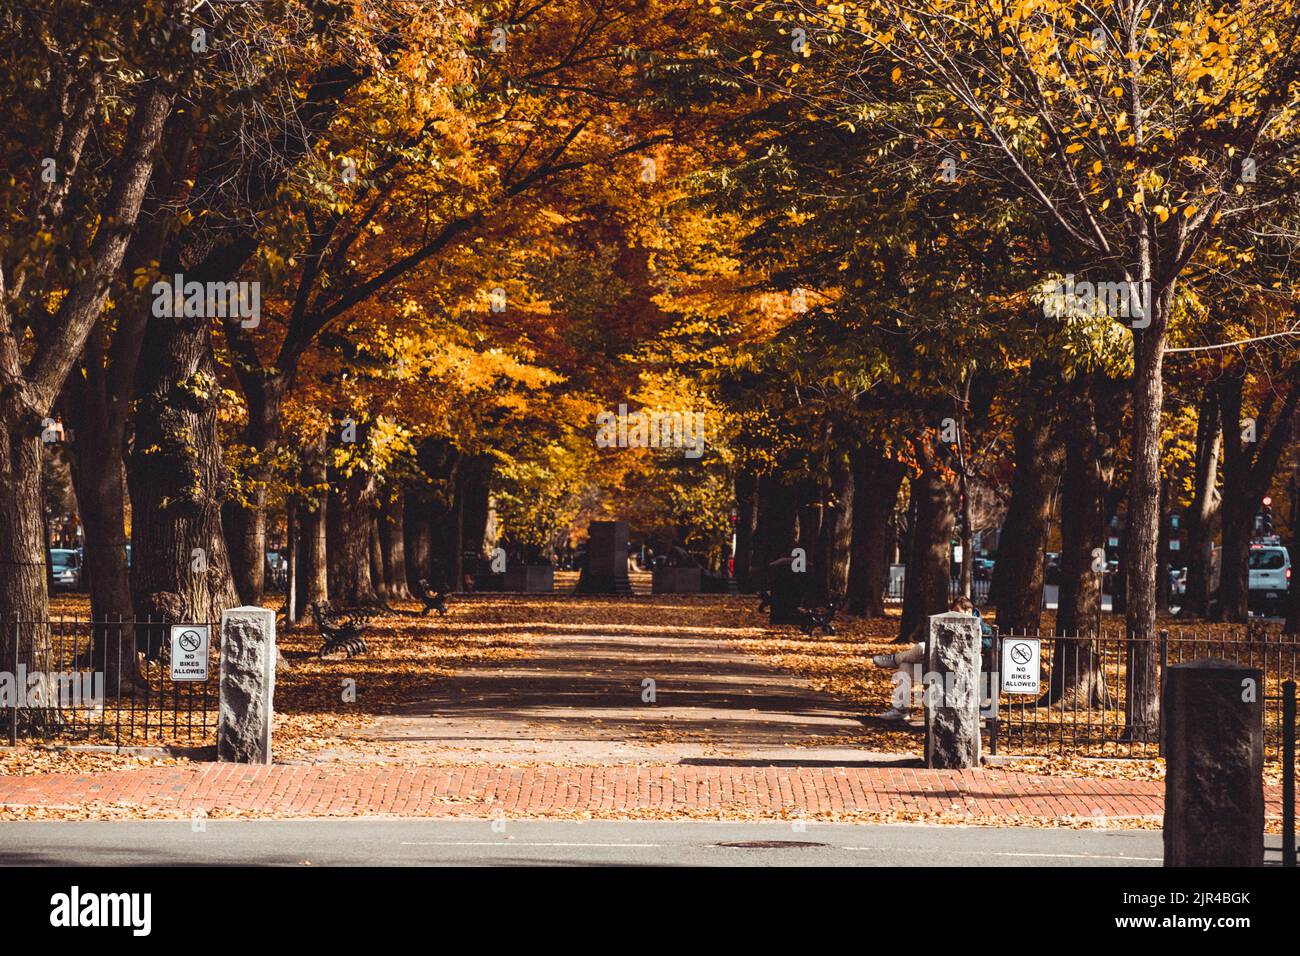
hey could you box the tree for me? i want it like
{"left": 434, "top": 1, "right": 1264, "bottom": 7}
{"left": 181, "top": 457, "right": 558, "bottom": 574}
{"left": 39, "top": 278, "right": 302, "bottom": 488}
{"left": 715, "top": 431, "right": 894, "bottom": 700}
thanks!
{"left": 0, "top": 2, "right": 181, "bottom": 643}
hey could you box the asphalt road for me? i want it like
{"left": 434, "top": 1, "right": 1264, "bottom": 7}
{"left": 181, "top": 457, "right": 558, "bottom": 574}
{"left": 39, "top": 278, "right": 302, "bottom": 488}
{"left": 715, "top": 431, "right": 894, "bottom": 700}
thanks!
{"left": 0, "top": 819, "right": 1175, "bottom": 866}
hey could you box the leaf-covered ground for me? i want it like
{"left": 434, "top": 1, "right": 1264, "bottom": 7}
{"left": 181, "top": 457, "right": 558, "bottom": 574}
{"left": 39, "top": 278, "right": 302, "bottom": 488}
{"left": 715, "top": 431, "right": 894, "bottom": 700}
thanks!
{"left": 17, "top": 591, "right": 1298, "bottom": 794}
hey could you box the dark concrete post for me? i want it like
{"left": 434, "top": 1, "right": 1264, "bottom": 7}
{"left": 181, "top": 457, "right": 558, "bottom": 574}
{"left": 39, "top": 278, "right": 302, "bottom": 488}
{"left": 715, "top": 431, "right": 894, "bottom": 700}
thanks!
{"left": 924, "top": 612, "right": 982, "bottom": 769}
{"left": 576, "top": 521, "right": 631, "bottom": 594}
{"left": 1163, "top": 659, "right": 1264, "bottom": 867}
{"left": 218, "top": 606, "right": 277, "bottom": 764}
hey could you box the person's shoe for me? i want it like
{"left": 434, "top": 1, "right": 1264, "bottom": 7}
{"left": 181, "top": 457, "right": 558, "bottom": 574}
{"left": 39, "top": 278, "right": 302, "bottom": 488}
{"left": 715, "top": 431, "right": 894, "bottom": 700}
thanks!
{"left": 872, "top": 653, "right": 898, "bottom": 668}
{"left": 877, "top": 706, "right": 910, "bottom": 721}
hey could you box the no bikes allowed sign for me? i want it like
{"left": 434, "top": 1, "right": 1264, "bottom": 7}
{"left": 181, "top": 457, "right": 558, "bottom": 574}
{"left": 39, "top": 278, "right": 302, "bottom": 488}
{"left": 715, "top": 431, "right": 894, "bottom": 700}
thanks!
{"left": 1000, "top": 638, "right": 1041, "bottom": 695}
{"left": 169, "top": 625, "right": 210, "bottom": 681}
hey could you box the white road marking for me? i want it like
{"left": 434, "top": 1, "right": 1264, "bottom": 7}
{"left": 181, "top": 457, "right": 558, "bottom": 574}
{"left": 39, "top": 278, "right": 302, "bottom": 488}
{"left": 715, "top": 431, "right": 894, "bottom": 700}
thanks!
{"left": 399, "top": 841, "right": 664, "bottom": 848}
{"left": 403, "top": 840, "right": 1158, "bottom": 861}
{"left": 841, "top": 846, "right": 1160, "bottom": 861}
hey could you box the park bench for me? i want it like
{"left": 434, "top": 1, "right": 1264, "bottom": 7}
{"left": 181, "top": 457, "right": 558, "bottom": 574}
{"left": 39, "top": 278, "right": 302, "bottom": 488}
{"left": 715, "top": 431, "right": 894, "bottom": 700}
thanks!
{"left": 756, "top": 588, "right": 836, "bottom": 635}
{"left": 310, "top": 601, "right": 374, "bottom": 658}
{"left": 797, "top": 601, "right": 837, "bottom": 636}
{"left": 416, "top": 578, "right": 450, "bottom": 616}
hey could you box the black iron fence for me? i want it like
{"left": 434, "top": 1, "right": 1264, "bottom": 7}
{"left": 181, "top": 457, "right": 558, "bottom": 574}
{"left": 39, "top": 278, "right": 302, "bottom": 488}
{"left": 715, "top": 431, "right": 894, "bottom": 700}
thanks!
{"left": 885, "top": 575, "right": 991, "bottom": 606}
{"left": 1, "top": 616, "right": 218, "bottom": 748}
{"left": 983, "top": 628, "right": 1300, "bottom": 759}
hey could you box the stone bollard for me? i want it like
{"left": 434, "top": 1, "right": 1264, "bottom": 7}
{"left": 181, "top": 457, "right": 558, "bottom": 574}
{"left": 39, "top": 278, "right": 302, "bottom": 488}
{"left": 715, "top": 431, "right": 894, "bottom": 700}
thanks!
{"left": 217, "top": 606, "right": 277, "bottom": 764}
{"left": 924, "top": 612, "right": 982, "bottom": 769}
{"left": 1163, "top": 659, "right": 1264, "bottom": 867}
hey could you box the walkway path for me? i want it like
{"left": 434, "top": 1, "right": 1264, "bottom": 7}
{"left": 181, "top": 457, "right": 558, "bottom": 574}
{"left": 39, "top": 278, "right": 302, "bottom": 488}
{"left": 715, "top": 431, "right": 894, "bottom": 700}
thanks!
{"left": 349, "top": 620, "right": 885, "bottom": 764}
{"left": 3, "top": 760, "right": 1269, "bottom": 825}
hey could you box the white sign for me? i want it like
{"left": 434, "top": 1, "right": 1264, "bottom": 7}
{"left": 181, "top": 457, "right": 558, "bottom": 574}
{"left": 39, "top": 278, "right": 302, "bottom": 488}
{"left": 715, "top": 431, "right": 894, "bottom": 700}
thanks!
{"left": 1001, "top": 638, "right": 1041, "bottom": 695}
{"left": 170, "top": 625, "right": 209, "bottom": 681}
{"left": 952, "top": 545, "right": 963, "bottom": 563}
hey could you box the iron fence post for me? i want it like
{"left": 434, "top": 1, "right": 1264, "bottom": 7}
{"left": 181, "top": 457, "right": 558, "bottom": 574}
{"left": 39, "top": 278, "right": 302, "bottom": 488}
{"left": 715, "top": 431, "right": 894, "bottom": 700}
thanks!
{"left": 1284, "top": 679, "right": 1296, "bottom": 868}
{"left": 1158, "top": 629, "right": 1169, "bottom": 757}
{"left": 8, "top": 619, "right": 17, "bottom": 746}
{"left": 988, "top": 631, "right": 1000, "bottom": 756}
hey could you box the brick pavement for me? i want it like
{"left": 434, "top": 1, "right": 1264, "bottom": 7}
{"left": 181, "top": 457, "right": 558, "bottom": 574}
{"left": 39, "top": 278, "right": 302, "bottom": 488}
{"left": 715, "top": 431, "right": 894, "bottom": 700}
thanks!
{"left": 0, "top": 762, "right": 1284, "bottom": 824}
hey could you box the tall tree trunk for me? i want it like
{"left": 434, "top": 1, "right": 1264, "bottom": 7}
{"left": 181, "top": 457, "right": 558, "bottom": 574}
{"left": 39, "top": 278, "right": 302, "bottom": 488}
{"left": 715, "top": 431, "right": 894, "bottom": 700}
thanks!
{"left": 127, "top": 309, "right": 239, "bottom": 633}
{"left": 1123, "top": 292, "right": 1172, "bottom": 740}
{"left": 819, "top": 452, "right": 855, "bottom": 604}
{"left": 1217, "top": 363, "right": 1253, "bottom": 621}
{"left": 285, "top": 497, "right": 298, "bottom": 623}
{"left": 1182, "top": 386, "right": 1221, "bottom": 619}
{"left": 753, "top": 472, "right": 799, "bottom": 587}
{"left": 733, "top": 470, "right": 759, "bottom": 592}
{"left": 220, "top": 373, "right": 287, "bottom": 607}
{"left": 992, "top": 378, "right": 1063, "bottom": 632}
{"left": 0, "top": 429, "right": 50, "bottom": 673}
{"left": 460, "top": 456, "right": 492, "bottom": 564}
{"left": 1285, "top": 467, "right": 1300, "bottom": 636}
{"left": 0, "top": 80, "right": 172, "bottom": 708}
{"left": 66, "top": 450, "right": 131, "bottom": 678}
{"left": 369, "top": 508, "right": 387, "bottom": 602}
{"left": 1156, "top": 475, "right": 1172, "bottom": 613}
{"left": 404, "top": 484, "right": 433, "bottom": 593}
{"left": 294, "top": 433, "right": 328, "bottom": 619}
{"left": 380, "top": 488, "right": 411, "bottom": 600}
{"left": 795, "top": 476, "right": 823, "bottom": 588}
{"left": 898, "top": 445, "right": 956, "bottom": 644}
{"left": 326, "top": 428, "right": 378, "bottom": 606}
{"left": 1213, "top": 361, "right": 1300, "bottom": 621}
{"left": 846, "top": 445, "right": 904, "bottom": 617}
{"left": 1049, "top": 376, "right": 1118, "bottom": 705}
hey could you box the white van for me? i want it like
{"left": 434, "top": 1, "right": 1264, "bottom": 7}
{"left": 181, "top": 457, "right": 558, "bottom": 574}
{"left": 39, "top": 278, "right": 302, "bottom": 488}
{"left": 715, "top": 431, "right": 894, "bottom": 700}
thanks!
{"left": 1248, "top": 544, "right": 1291, "bottom": 614}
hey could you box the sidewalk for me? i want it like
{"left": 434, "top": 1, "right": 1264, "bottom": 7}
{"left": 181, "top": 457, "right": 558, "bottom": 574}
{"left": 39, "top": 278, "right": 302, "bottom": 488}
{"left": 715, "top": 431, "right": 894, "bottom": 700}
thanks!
{"left": 0, "top": 761, "right": 1284, "bottom": 826}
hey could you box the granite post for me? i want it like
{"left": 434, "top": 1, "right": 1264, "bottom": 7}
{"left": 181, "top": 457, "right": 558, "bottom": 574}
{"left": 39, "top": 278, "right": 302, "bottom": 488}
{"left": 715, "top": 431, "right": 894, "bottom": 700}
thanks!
{"left": 924, "top": 612, "right": 982, "bottom": 769}
{"left": 218, "top": 606, "right": 277, "bottom": 764}
{"left": 1163, "top": 659, "right": 1264, "bottom": 867}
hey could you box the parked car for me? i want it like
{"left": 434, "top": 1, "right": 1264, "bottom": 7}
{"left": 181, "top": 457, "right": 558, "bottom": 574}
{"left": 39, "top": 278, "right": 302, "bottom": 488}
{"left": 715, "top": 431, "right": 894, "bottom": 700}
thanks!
{"left": 1248, "top": 544, "right": 1290, "bottom": 615}
{"left": 49, "top": 548, "right": 81, "bottom": 590}
{"left": 972, "top": 556, "right": 995, "bottom": 580}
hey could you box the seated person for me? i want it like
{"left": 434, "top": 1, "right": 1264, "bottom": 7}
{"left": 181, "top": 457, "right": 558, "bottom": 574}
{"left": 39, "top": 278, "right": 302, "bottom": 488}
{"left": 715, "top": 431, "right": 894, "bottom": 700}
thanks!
{"left": 872, "top": 596, "right": 991, "bottom": 721}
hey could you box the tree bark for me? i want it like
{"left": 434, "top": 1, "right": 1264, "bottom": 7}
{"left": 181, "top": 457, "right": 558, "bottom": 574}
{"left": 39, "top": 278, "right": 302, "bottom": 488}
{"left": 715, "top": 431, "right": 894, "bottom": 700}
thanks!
{"left": 285, "top": 496, "right": 298, "bottom": 623}
{"left": 992, "top": 378, "right": 1063, "bottom": 632}
{"left": 1123, "top": 291, "right": 1172, "bottom": 740}
{"left": 294, "top": 433, "right": 329, "bottom": 619}
{"left": 1047, "top": 375, "right": 1121, "bottom": 705}
{"left": 1182, "top": 386, "right": 1221, "bottom": 618}
{"left": 845, "top": 445, "right": 904, "bottom": 617}
{"left": 1214, "top": 360, "right": 1300, "bottom": 621}
{"left": 819, "top": 452, "right": 855, "bottom": 604}
{"left": 733, "top": 470, "right": 759, "bottom": 592}
{"left": 369, "top": 507, "right": 387, "bottom": 602}
{"left": 460, "top": 456, "right": 492, "bottom": 564}
{"left": 752, "top": 473, "right": 798, "bottom": 582}
{"left": 898, "top": 445, "right": 956, "bottom": 644}
{"left": 220, "top": 383, "right": 284, "bottom": 608}
{"left": 380, "top": 488, "right": 411, "bottom": 600}
{"left": 1286, "top": 468, "right": 1300, "bottom": 635}
{"left": 326, "top": 433, "right": 379, "bottom": 606}
{"left": 795, "top": 476, "right": 823, "bottom": 592}
{"left": 0, "top": 78, "right": 171, "bottom": 669}
{"left": 404, "top": 483, "right": 434, "bottom": 593}
{"left": 127, "top": 306, "right": 239, "bottom": 634}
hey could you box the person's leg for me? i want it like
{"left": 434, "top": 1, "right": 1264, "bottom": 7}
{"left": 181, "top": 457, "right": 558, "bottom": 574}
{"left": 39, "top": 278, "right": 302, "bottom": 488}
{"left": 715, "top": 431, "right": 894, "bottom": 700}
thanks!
{"left": 876, "top": 643, "right": 924, "bottom": 718}
{"left": 873, "top": 641, "right": 924, "bottom": 668}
